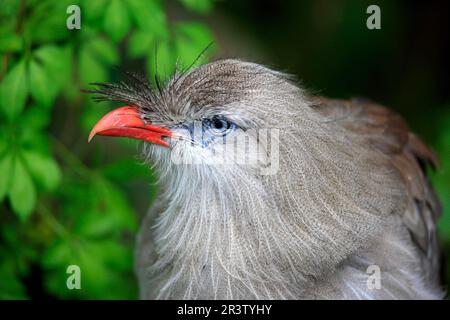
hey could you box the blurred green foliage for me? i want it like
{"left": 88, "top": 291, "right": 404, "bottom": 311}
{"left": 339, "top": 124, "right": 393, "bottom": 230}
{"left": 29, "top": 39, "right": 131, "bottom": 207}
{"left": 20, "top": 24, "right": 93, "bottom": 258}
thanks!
{"left": 0, "top": 0, "right": 214, "bottom": 299}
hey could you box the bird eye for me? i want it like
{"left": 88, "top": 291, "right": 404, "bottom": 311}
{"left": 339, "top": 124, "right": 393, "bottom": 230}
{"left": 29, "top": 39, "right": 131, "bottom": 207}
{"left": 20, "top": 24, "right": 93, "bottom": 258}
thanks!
{"left": 204, "top": 116, "right": 235, "bottom": 136}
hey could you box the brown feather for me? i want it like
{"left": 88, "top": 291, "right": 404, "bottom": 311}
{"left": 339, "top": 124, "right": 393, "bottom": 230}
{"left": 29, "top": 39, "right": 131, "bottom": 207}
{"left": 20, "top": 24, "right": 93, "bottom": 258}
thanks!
{"left": 312, "top": 97, "right": 442, "bottom": 284}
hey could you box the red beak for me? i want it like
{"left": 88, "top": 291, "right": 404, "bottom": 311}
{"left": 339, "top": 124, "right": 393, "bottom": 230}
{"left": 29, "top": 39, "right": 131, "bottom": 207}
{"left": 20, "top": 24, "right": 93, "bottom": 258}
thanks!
{"left": 88, "top": 106, "right": 172, "bottom": 147}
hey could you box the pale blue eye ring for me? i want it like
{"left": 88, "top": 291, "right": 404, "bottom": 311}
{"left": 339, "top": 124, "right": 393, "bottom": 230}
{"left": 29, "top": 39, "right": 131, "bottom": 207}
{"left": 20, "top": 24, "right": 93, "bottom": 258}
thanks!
{"left": 203, "top": 116, "right": 236, "bottom": 136}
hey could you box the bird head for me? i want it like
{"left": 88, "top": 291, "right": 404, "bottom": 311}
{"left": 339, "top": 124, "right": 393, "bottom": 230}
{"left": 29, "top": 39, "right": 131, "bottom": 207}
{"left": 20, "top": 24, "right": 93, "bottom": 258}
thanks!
{"left": 89, "top": 59, "right": 299, "bottom": 178}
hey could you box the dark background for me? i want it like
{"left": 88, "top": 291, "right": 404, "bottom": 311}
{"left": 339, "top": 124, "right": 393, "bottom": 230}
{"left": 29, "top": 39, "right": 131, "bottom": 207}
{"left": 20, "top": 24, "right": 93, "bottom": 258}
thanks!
{"left": 214, "top": 0, "right": 450, "bottom": 140}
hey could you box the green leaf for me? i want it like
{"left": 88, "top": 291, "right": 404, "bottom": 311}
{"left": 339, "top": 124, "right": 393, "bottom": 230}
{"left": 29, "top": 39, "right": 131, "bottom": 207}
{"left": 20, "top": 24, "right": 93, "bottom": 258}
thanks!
{"left": 0, "top": 59, "right": 28, "bottom": 121}
{"left": 22, "top": 150, "right": 61, "bottom": 191}
{"left": 0, "top": 33, "right": 22, "bottom": 53}
{"left": 27, "top": 1, "right": 71, "bottom": 43}
{"left": 86, "top": 38, "right": 119, "bottom": 65}
{"left": 0, "top": 0, "right": 20, "bottom": 20}
{"left": 0, "top": 259, "right": 28, "bottom": 299}
{"left": 128, "top": 29, "right": 153, "bottom": 58}
{"left": 74, "top": 207, "right": 122, "bottom": 238}
{"left": 147, "top": 41, "right": 175, "bottom": 82}
{"left": 28, "top": 60, "right": 56, "bottom": 107}
{"left": 0, "top": 153, "right": 13, "bottom": 201}
{"left": 179, "top": 0, "right": 213, "bottom": 14}
{"left": 21, "top": 105, "right": 50, "bottom": 130}
{"left": 43, "top": 176, "right": 138, "bottom": 299}
{"left": 79, "top": 47, "right": 108, "bottom": 84}
{"left": 28, "top": 45, "right": 72, "bottom": 108}
{"left": 19, "top": 130, "right": 49, "bottom": 154}
{"left": 103, "top": 0, "right": 131, "bottom": 43}
{"left": 102, "top": 158, "right": 152, "bottom": 181}
{"left": 8, "top": 156, "right": 36, "bottom": 220}
{"left": 70, "top": 179, "right": 137, "bottom": 236}
{"left": 34, "top": 45, "right": 72, "bottom": 86}
{"left": 174, "top": 22, "right": 214, "bottom": 69}
{"left": 176, "top": 22, "right": 215, "bottom": 46}
{"left": 128, "top": 0, "right": 168, "bottom": 39}
{"left": 42, "top": 240, "right": 72, "bottom": 268}
{"left": 0, "top": 128, "right": 8, "bottom": 156}
{"left": 82, "top": 0, "right": 108, "bottom": 25}
{"left": 91, "top": 179, "right": 137, "bottom": 233}
{"left": 43, "top": 238, "right": 136, "bottom": 299}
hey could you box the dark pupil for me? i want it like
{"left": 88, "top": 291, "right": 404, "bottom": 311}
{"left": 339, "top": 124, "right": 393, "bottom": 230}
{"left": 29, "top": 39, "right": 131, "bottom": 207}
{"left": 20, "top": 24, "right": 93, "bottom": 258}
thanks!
{"left": 212, "top": 118, "right": 229, "bottom": 130}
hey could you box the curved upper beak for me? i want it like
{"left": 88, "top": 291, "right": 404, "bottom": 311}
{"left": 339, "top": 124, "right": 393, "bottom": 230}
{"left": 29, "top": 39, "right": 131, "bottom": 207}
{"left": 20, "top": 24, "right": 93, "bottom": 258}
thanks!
{"left": 88, "top": 106, "right": 172, "bottom": 147}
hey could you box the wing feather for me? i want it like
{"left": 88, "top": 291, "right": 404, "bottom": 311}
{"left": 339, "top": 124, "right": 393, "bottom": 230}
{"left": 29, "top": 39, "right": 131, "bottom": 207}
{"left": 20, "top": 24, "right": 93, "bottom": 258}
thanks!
{"left": 311, "top": 97, "right": 442, "bottom": 281}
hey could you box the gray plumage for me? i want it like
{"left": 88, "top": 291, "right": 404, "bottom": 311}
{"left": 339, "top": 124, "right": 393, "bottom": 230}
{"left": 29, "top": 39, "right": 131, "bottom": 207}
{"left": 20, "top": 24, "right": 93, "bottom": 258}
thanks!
{"left": 92, "top": 59, "right": 443, "bottom": 299}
